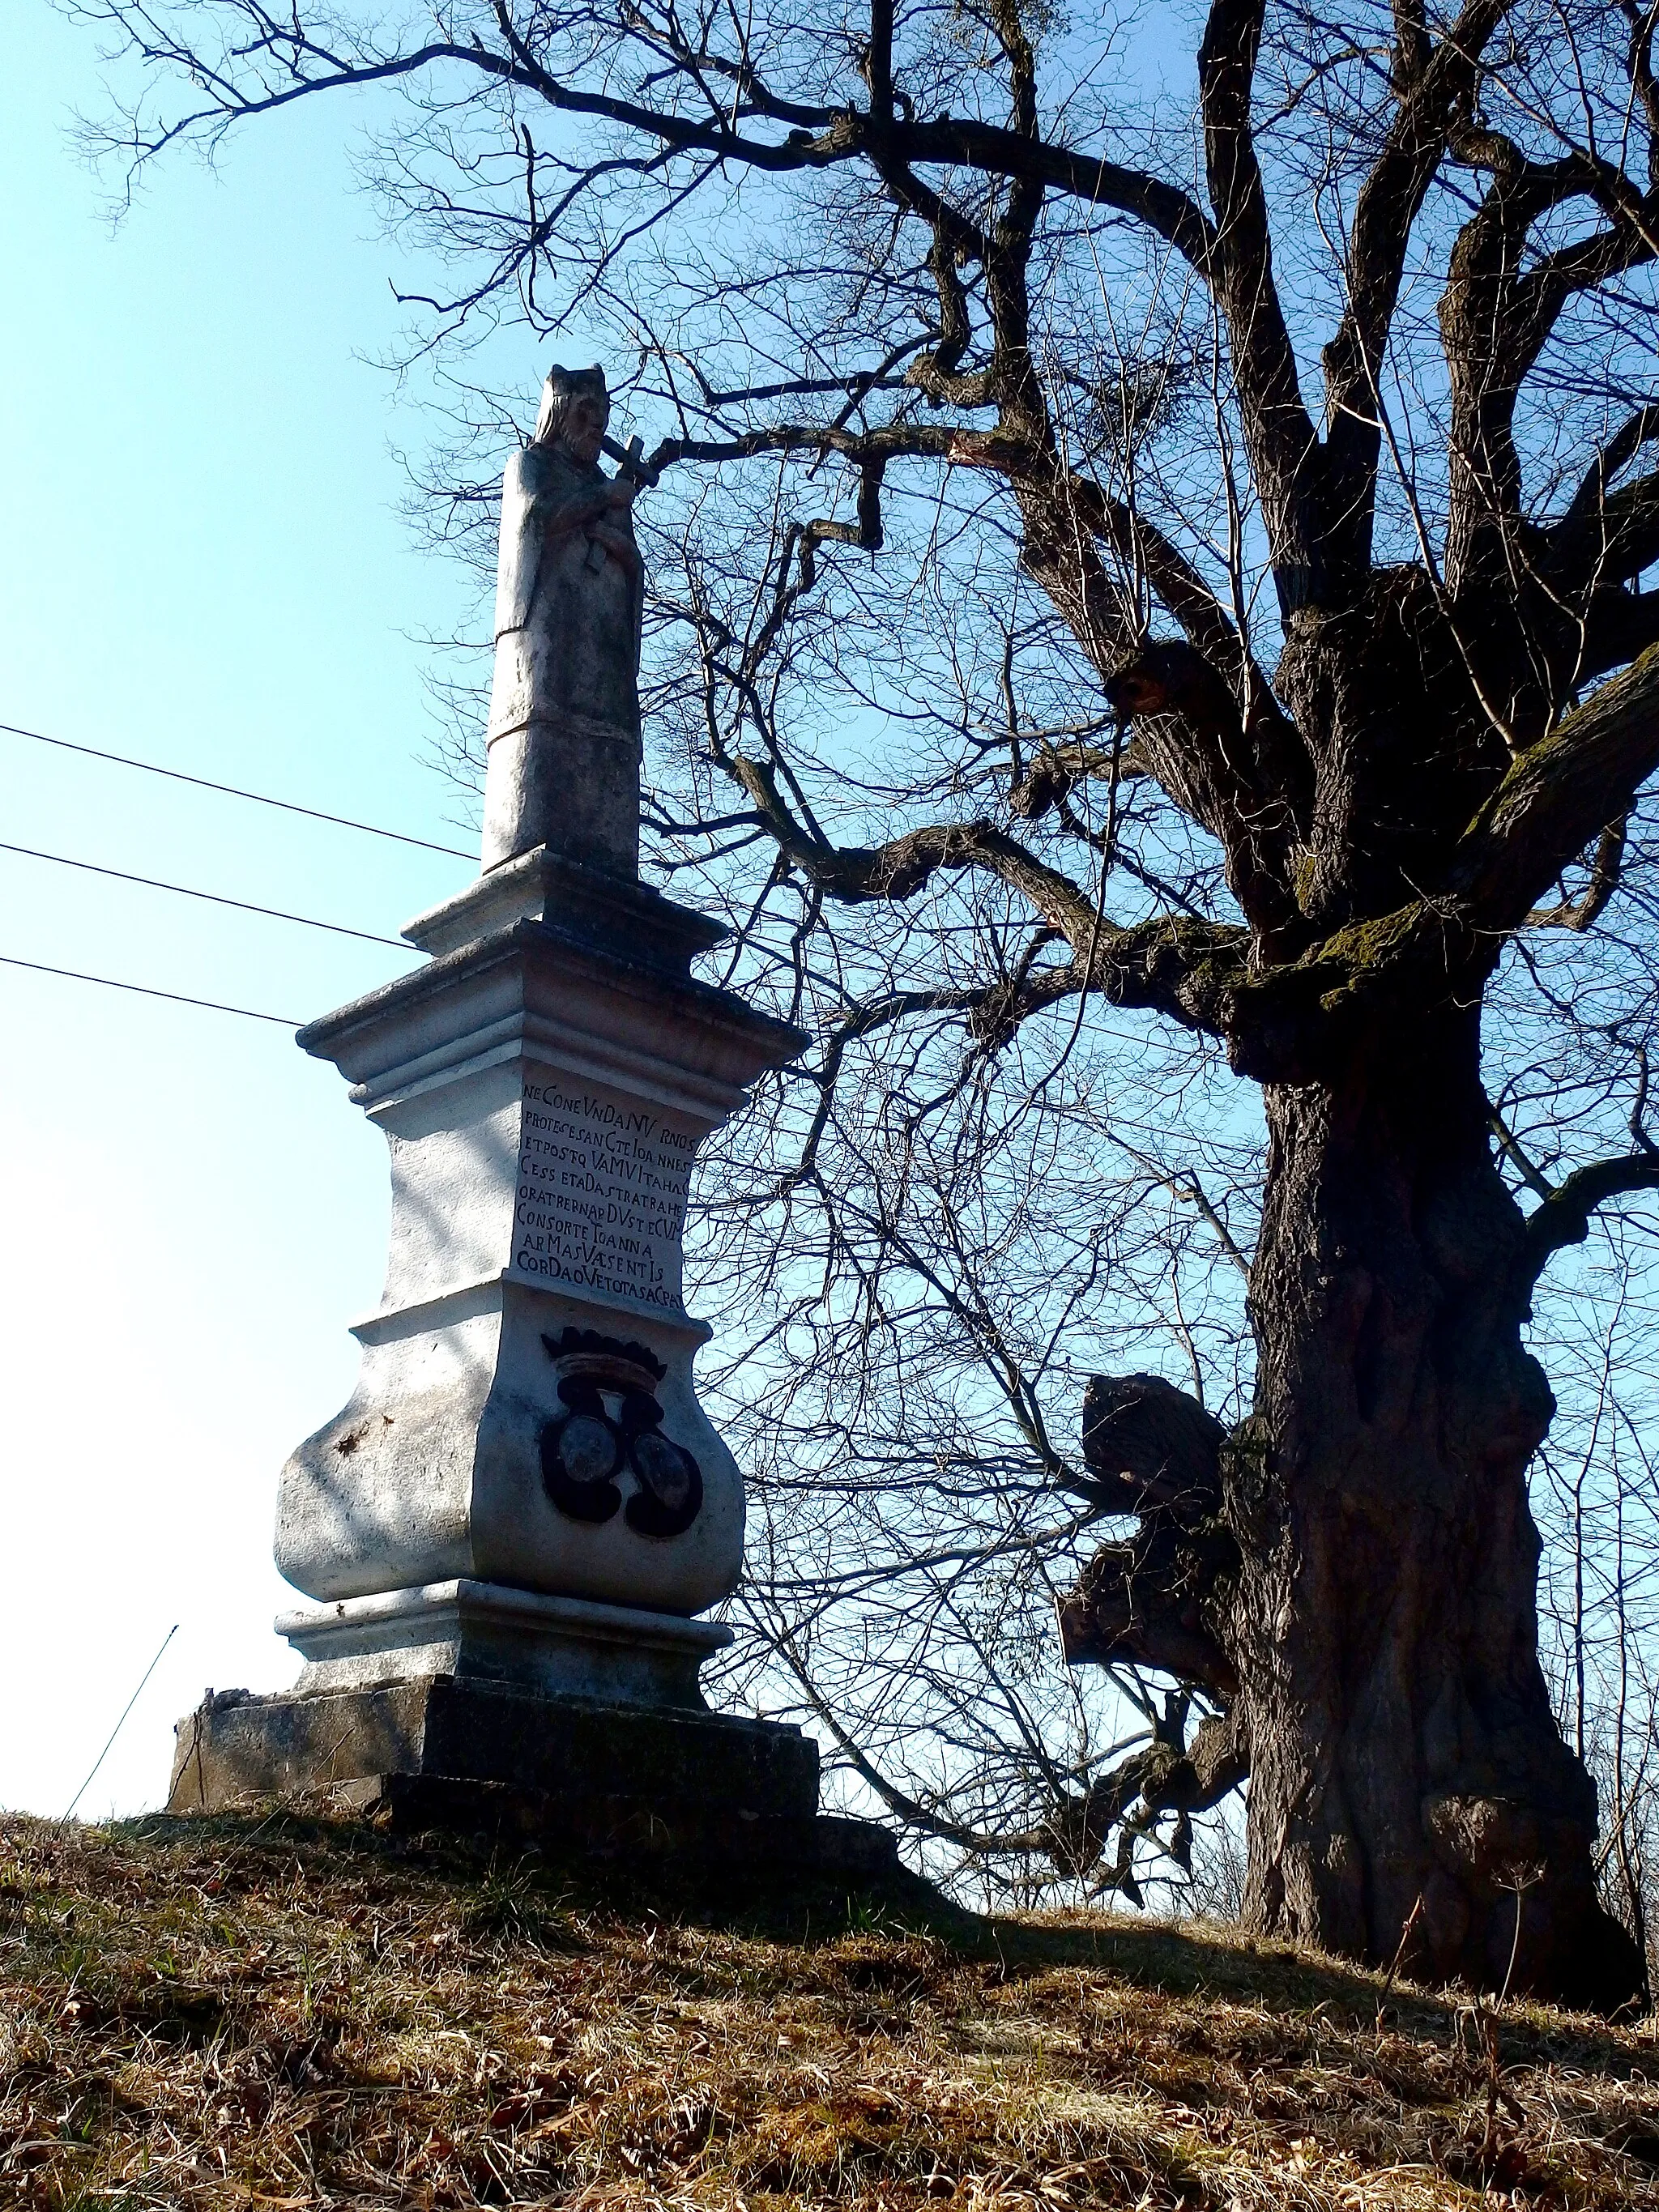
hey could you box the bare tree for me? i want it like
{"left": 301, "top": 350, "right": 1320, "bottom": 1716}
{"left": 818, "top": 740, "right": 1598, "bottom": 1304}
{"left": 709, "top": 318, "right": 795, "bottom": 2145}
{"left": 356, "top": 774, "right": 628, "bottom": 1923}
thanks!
{"left": 69, "top": 0, "right": 1659, "bottom": 2006}
{"left": 1529, "top": 1207, "right": 1659, "bottom": 1980}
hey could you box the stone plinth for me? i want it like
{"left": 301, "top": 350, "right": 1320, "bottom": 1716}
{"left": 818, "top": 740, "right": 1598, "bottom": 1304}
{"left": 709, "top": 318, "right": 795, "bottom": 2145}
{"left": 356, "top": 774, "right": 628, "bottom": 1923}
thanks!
{"left": 278, "top": 1579, "right": 733, "bottom": 1706}
{"left": 166, "top": 1675, "right": 861, "bottom": 1866}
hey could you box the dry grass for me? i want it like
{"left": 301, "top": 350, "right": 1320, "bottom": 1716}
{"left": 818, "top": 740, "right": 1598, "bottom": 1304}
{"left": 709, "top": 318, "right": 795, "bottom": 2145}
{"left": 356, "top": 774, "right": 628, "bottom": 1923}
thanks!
{"left": 4, "top": 1811, "right": 1659, "bottom": 2208}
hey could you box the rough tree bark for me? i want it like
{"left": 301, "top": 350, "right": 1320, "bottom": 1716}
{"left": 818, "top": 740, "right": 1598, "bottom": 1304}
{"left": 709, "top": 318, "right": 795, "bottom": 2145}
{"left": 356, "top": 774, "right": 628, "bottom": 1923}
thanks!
{"left": 1068, "top": 1069, "right": 1645, "bottom": 2005}
{"left": 1063, "top": 625, "right": 1659, "bottom": 2005}
{"left": 1239, "top": 1010, "right": 1635, "bottom": 2005}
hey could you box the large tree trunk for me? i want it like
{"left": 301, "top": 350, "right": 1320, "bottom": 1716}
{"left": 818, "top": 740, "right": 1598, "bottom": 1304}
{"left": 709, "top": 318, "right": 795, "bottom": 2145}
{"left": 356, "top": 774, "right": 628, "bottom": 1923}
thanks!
{"left": 1231, "top": 1005, "right": 1644, "bottom": 2009}
{"left": 1060, "top": 603, "right": 1658, "bottom": 2013}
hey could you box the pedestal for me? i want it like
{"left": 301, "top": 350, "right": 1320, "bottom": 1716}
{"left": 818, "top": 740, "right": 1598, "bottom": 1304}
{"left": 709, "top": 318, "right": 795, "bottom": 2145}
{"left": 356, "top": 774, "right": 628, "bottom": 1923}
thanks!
{"left": 166, "top": 1674, "right": 866, "bottom": 1866}
{"left": 271, "top": 844, "right": 802, "bottom": 1624}
{"left": 165, "top": 850, "right": 888, "bottom": 1870}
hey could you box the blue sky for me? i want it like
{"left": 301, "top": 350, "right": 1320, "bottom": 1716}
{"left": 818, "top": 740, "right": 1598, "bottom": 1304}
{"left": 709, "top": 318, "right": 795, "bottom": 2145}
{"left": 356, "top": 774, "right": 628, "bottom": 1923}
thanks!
{"left": 0, "top": 11, "right": 500, "bottom": 1813}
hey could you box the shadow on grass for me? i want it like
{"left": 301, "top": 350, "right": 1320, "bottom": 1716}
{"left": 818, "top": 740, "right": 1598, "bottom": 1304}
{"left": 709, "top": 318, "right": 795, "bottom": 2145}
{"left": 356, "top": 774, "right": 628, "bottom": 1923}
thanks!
{"left": 102, "top": 1805, "right": 1653, "bottom": 2081}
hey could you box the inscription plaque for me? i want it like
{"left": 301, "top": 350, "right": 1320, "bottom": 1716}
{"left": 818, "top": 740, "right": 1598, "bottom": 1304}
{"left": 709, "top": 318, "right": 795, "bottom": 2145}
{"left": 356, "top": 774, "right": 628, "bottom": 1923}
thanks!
{"left": 511, "top": 1074, "right": 694, "bottom": 1310}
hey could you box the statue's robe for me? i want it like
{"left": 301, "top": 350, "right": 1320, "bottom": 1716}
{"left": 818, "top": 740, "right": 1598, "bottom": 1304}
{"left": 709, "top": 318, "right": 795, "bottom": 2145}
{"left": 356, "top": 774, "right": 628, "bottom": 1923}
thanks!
{"left": 481, "top": 439, "right": 642, "bottom": 873}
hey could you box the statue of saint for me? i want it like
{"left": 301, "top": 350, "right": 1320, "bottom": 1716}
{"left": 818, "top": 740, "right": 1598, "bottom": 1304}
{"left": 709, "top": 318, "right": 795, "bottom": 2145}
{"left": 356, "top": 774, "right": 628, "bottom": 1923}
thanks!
{"left": 481, "top": 364, "right": 643, "bottom": 876}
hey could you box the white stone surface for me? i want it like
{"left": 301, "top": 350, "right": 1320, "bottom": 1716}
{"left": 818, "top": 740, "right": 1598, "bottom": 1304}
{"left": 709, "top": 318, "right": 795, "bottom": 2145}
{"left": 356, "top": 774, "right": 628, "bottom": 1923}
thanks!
{"left": 274, "top": 853, "right": 803, "bottom": 1630}
{"left": 279, "top": 1579, "right": 733, "bottom": 1706}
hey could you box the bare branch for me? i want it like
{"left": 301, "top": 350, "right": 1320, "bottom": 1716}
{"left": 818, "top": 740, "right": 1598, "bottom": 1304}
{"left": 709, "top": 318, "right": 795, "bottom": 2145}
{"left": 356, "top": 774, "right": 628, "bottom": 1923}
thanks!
{"left": 1197, "top": 0, "right": 1324, "bottom": 603}
{"left": 1520, "top": 1153, "right": 1659, "bottom": 1287}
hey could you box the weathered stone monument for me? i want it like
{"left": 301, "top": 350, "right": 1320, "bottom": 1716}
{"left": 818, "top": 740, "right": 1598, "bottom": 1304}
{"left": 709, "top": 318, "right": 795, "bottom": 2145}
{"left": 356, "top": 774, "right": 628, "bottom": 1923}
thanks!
{"left": 169, "top": 367, "right": 880, "bottom": 1865}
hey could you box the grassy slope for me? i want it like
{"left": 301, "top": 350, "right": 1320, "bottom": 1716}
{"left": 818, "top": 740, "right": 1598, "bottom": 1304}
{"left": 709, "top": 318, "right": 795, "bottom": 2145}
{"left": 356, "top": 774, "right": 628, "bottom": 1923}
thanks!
{"left": 4, "top": 1813, "right": 1659, "bottom": 2209}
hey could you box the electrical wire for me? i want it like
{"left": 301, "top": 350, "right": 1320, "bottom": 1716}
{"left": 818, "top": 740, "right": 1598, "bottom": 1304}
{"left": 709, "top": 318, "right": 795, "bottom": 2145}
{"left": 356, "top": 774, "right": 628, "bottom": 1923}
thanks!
{"left": 0, "top": 718, "right": 476, "bottom": 860}
{"left": 0, "top": 953, "right": 300, "bottom": 1025}
{"left": 0, "top": 838, "right": 410, "bottom": 947}
{"left": 62, "top": 1624, "right": 180, "bottom": 1823}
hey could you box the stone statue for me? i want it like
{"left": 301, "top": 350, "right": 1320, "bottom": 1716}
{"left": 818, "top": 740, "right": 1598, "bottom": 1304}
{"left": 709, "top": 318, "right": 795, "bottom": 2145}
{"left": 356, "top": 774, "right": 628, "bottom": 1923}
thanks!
{"left": 481, "top": 364, "right": 643, "bottom": 876}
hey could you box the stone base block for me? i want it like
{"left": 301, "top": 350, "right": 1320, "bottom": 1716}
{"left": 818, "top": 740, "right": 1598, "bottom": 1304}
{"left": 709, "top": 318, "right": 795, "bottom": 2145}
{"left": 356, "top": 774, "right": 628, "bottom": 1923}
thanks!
{"left": 302, "top": 1776, "right": 900, "bottom": 1880}
{"left": 276, "top": 1579, "right": 732, "bottom": 1708}
{"left": 165, "top": 1676, "right": 892, "bottom": 1871}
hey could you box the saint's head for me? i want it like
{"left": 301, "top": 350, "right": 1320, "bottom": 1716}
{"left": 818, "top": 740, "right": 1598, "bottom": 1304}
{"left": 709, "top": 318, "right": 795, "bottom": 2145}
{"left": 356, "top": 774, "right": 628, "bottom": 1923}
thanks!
{"left": 535, "top": 364, "right": 609, "bottom": 467}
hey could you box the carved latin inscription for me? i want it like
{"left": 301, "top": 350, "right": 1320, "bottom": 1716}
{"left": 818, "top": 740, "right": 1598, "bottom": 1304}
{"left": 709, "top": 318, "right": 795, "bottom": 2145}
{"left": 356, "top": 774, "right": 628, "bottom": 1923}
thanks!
{"left": 512, "top": 1075, "right": 693, "bottom": 1310}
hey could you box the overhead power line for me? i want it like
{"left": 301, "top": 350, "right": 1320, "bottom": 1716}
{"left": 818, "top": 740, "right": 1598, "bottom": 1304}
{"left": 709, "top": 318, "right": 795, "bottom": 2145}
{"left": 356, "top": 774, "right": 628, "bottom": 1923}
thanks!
{"left": 62, "top": 1623, "right": 180, "bottom": 1824}
{"left": 0, "top": 838, "right": 409, "bottom": 948}
{"left": 0, "top": 953, "right": 300, "bottom": 1026}
{"left": 0, "top": 718, "right": 476, "bottom": 861}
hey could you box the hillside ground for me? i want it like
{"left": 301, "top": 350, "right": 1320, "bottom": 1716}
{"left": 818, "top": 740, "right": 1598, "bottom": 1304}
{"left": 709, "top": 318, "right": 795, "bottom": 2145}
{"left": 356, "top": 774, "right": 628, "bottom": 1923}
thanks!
{"left": 4, "top": 1809, "right": 1659, "bottom": 2208}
